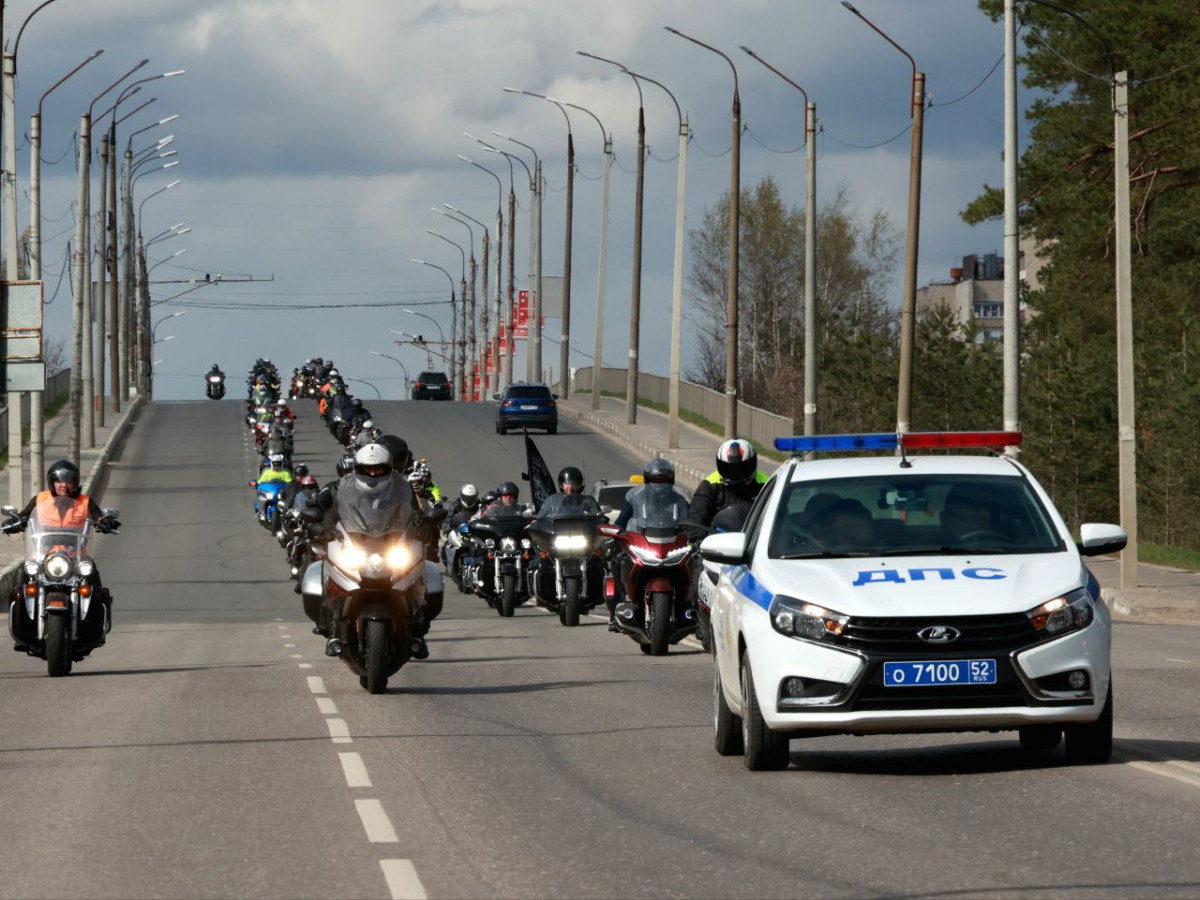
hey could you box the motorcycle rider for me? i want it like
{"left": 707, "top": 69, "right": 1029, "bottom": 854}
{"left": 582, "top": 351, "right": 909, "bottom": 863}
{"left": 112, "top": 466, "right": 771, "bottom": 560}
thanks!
{"left": 407, "top": 460, "right": 444, "bottom": 505}
{"left": 442, "top": 484, "right": 481, "bottom": 533}
{"left": 207, "top": 362, "right": 224, "bottom": 380}
{"left": 536, "top": 466, "right": 601, "bottom": 518}
{"left": 274, "top": 397, "right": 295, "bottom": 426}
{"left": 258, "top": 453, "right": 293, "bottom": 484}
{"left": 482, "top": 481, "right": 523, "bottom": 517}
{"left": 684, "top": 439, "right": 768, "bottom": 542}
{"left": 351, "top": 420, "right": 382, "bottom": 450}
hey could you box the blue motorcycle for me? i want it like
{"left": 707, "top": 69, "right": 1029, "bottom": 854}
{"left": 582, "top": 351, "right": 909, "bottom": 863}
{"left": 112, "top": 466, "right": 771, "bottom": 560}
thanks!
{"left": 250, "top": 480, "right": 287, "bottom": 532}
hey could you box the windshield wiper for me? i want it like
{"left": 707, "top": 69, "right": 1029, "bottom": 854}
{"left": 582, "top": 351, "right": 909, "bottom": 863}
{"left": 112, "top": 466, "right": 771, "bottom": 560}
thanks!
{"left": 879, "top": 545, "right": 1011, "bottom": 556}
{"left": 777, "top": 550, "right": 872, "bottom": 560}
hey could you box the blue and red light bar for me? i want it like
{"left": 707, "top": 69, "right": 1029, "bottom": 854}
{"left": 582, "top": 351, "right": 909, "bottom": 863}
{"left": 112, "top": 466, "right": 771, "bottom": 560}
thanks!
{"left": 774, "top": 431, "right": 1022, "bottom": 454}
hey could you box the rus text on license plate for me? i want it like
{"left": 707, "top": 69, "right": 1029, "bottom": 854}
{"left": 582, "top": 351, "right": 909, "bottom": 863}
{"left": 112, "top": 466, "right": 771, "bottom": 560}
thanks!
{"left": 883, "top": 659, "right": 997, "bottom": 687}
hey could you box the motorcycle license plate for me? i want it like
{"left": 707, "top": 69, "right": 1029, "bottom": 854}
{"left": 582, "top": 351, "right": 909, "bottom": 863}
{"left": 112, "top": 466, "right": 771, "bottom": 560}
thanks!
{"left": 882, "top": 659, "right": 996, "bottom": 687}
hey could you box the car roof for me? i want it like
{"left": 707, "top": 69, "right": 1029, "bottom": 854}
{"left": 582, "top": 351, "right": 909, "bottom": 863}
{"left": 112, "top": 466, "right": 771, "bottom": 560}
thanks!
{"left": 783, "top": 453, "right": 1024, "bottom": 483}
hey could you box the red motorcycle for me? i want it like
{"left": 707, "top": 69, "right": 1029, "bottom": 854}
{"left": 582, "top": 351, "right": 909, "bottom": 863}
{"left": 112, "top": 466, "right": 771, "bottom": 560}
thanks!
{"left": 599, "top": 514, "right": 697, "bottom": 656}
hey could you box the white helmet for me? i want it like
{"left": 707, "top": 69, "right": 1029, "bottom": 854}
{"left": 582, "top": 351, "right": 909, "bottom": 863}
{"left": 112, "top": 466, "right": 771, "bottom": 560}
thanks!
{"left": 460, "top": 483, "right": 480, "bottom": 510}
{"left": 353, "top": 443, "right": 392, "bottom": 494}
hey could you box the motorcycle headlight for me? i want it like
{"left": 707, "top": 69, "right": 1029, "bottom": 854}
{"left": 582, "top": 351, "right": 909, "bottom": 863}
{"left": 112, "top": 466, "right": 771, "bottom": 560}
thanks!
{"left": 23, "top": 560, "right": 39, "bottom": 576}
{"left": 500, "top": 537, "right": 516, "bottom": 551}
{"left": 386, "top": 543, "right": 415, "bottom": 571}
{"left": 520, "top": 538, "right": 533, "bottom": 549}
{"left": 553, "top": 534, "right": 589, "bottom": 553}
{"left": 44, "top": 554, "right": 72, "bottom": 580}
{"left": 484, "top": 538, "right": 496, "bottom": 549}
{"left": 1027, "top": 587, "right": 1094, "bottom": 637}
{"left": 340, "top": 540, "right": 367, "bottom": 571}
{"left": 769, "top": 595, "right": 848, "bottom": 642}
{"left": 77, "top": 559, "right": 95, "bottom": 577}
{"left": 208, "top": 376, "right": 222, "bottom": 383}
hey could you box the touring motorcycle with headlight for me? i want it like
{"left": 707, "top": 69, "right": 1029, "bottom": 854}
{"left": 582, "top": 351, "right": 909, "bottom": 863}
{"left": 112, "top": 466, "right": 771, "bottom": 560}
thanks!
{"left": 3, "top": 502, "right": 119, "bottom": 676}
{"left": 466, "top": 513, "right": 532, "bottom": 617}
{"left": 527, "top": 509, "right": 607, "bottom": 627}
{"left": 205, "top": 371, "right": 225, "bottom": 400}
{"left": 298, "top": 477, "right": 440, "bottom": 694}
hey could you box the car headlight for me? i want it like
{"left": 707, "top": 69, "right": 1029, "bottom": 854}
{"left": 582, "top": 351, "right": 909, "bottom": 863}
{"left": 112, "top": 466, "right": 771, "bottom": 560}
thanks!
{"left": 769, "top": 595, "right": 848, "bottom": 642}
{"left": 1026, "top": 587, "right": 1094, "bottom": 636}
{"left": 500, "top": 537, "right": 516, "bottom": 551}
{"left": 44, "top": 554, "right": 72, "bottom": 580}
{"left": 554, "top": 534, "right": 589, "bottom": 553}
{"left": 386, "top": 543, "right": 415, "bottom": 571}
{"left": 77, "top": 559, "right": 95, "bottom": 577}
{"left": 23, "top": 560, "right": 39, "bottom": 576}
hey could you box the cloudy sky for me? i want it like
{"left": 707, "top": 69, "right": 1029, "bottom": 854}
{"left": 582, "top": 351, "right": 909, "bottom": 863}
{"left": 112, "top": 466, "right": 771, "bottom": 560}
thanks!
{"left": 10, "top": 0, "right": 1027, "bottom": 400}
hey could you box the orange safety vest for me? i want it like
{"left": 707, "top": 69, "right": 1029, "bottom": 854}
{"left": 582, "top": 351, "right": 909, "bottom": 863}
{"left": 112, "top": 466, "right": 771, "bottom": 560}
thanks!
{"left": 35, "top": 491, "right": 90, "bottom": 529}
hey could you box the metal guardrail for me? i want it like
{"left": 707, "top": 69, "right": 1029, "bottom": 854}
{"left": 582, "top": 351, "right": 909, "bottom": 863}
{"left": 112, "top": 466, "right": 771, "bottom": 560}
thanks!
{"left": 0, "top": 368, "right": 71, "bottom": 457}
{"left": 569, "top": 366, "right": 795, "bottom": 450}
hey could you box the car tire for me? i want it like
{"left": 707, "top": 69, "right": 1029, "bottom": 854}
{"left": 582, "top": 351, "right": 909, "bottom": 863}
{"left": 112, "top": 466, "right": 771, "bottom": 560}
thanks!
{"left": 1064, "top": 682, "right": 1113, "bottom": 765}
{"left": 498, "top": 424, "right": 507, "bottom": 436}
{"left": 1019, "top": 725, "right": 1062, "bottom": 751}
{"left": 713, "top": 653, "right": 743, "bottom": 757}
{"left": 740, "top": 653, "right": 789, "bottom": 771}
{"left": 547, "top": 425, "right": 557, "bottom": 435}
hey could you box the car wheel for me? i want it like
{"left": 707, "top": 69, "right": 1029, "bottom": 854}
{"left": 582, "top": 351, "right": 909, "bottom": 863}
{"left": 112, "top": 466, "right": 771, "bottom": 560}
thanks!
{"left": 547, "top": 425, "right": 557, "bottom": 435}
{"left": 740, "top": 652, "right": 789, "bottom": 771}
{"left": 1019, "top": 725, "right": 1062, "bottom": 751}
{"left": 1064, "top": 682, "right": 1113, "bottom": 764}
{"left": 497, "top": 424, "right": 507, "bottom": 435}
{"left": 713, "top": 652, "right": 743, "bottom": 757}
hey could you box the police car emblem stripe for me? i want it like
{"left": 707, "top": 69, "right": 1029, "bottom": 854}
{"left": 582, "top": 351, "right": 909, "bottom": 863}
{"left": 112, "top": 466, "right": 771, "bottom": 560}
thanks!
{"left": 730, "top": 565, "right": 773, "bottom": 610}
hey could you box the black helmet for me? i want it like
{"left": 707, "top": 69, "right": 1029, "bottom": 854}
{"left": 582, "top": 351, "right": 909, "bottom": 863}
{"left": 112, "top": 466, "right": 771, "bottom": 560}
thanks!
{"left": 716, "top": 439, "right": 757, "bottom": 483}
{"left": 335, "top": 453, "right": 356, "bottom": 478}
{"left": 47, "top": 459, "right": 81, "bottom": 497}
{"left": 375, "top": 434, "right": 412, "bottom": 473}
{"left": 497, "top": 480, "right": 519, "bottom": 500}
{"left": 643, "top": 457, "right": 675, "bottom": 485}
{"left": 294, "top": 463, "right": 309, "bottom": 478}
{"left": 481, "top": 490, "right": 498, "bottom": 506}
{"left": 558, "top": 466, "right": 584, "bottom": 490}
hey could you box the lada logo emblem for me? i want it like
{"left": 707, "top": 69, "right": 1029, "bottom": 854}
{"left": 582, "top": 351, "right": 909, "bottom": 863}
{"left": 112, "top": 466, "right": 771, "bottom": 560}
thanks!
{"left": 917, "top": 625, "right": 961, "bottom": 644}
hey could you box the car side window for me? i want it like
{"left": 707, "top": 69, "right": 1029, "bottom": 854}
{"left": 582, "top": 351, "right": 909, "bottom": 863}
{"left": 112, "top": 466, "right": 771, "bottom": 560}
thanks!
{"left": 742, "top": 475, "right": 777, "bottom": 558}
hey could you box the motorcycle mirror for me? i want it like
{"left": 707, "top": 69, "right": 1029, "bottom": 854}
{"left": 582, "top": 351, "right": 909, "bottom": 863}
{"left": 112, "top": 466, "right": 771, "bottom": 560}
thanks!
{"left": 599, "top": 505, "right": 612, "bottom": 516}
{"left": 248, "top": 480, "right": 258, "bottom": 488}
{"left": 1, "top": 505, "right": 15, "bottom": 517}
{"left": 521, "top": 472, "right": 530, "bottom": 481}
{"left": 102, "top": 508, "right": 119, "bottom": 519}
{"left": 597, "top": 523, "right": 622, "bottom": 538}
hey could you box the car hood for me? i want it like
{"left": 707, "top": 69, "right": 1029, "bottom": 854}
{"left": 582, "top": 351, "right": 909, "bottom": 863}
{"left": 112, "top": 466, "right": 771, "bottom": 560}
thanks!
{"left": 754, "top": 552, "right": 1086, "bottom": 617}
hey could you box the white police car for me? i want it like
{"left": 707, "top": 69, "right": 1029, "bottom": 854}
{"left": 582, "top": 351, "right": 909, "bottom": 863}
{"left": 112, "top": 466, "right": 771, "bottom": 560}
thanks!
{"left": 700, "top": 431, "right": 1126, "bottom": 771}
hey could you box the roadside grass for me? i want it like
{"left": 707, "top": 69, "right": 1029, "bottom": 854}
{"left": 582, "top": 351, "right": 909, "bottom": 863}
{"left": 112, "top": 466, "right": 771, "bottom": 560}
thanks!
{"left": 1140, "top": 542, "right": 1200, "bottom": 572}
{"left": 577, "top": 388, "right": 788, "bottom": 463}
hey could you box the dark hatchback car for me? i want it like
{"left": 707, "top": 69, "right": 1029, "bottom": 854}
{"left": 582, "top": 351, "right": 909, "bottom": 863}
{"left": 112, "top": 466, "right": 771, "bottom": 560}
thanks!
{"left": 411, "top": 371, "right": 452, "bottom": 401}
{"left": 494, "top": 382, "right": 558, "bottom": 434}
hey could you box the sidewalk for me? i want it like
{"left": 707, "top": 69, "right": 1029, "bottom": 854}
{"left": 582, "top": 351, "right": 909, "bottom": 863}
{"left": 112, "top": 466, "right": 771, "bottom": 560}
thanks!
{"left": 559, "top": 393, "right": 1200, "bottom": 627}
{"left": 0, "top": 397, "right": 144, "bottom": 591}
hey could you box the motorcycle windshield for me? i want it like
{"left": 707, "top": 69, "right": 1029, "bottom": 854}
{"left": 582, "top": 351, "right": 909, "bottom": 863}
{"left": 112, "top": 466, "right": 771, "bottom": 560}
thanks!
{"left": 629, "top": 484, "right": 687, "bottom": 540}
{"left": 25, "top": 505, "right": 93, "bottom": 562}
{"left": 336, "top": 479, "right": 413, "bottom": 539}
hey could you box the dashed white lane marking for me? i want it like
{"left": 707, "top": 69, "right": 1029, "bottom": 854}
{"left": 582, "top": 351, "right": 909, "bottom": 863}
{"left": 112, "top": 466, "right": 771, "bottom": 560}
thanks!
{"left": 327, "top": 718, "right": 352, "bottom": 744}
{"left": 284, "top": 643, "right": 296, "bottom": 648}
{"left": 274, "top": 617, "right": 283, "bottom": 622}
{"left": 307, "top": 676, "right": 327, "bottom": 694}
{"left": 291, "top": 654, "right": 303, "bottom": 659}
{"left": 316, "top": 697, "right": 338, "bottom": 715}
{"left": 1166, "top": 658, "right": 1192, "bottom": 664}
{"left": 281, "top": 633, "right": 292, "bottom": 639}
{"left": 298, "top": 663, "right": 313, "bottom": 669}
{"left": 379, "top": 859, "right": 427, "bottom": 900}
{"left": 355, "top": 799, "right": 399, "bottom": 843}
{"left": 338, "top": 751, "right": 372, "bottom": 788}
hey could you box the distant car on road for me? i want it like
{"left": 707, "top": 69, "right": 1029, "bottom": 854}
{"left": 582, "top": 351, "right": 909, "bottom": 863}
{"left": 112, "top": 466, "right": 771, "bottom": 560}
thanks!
{"left": 494, "top": 382, "right": 558, "bottom": 434}
{"left": 411, "top": 371, "right": 452, "bottom": 401}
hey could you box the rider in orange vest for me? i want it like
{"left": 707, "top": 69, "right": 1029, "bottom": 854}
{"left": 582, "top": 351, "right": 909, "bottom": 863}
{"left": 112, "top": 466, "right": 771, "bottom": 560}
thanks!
{"left": 4, "top": 459, "right": 119, "bottom": 536}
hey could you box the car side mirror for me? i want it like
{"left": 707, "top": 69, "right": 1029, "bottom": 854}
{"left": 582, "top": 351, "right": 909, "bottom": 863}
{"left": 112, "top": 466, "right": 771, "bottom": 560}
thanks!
{"left": 700, "top": 532, "right": 748, "bottom": 565}
{"left": 492, "top": 393, "right": 501, "bottom": 401}
{"left": 1077, "top": 523, "right": 1128, "bottom": 557}
{"left": 552, "top": 393, "right": 559, "bottom": 400}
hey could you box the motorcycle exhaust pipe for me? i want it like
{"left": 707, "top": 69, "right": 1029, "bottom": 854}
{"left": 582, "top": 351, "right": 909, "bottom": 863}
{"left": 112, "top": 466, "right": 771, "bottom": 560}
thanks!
{"left": 324, "top": 638, "right": 343, "bottom": 657}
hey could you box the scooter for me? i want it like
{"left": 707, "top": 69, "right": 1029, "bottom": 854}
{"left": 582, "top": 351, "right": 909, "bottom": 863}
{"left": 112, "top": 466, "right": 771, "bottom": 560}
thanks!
{"left": 600, "top": 521, "right": 697, "bottom": 655}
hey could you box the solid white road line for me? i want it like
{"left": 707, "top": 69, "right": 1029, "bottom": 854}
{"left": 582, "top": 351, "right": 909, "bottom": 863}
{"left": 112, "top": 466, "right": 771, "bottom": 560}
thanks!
{"left": 355, "top": 799, "right": 399, "bottom": 843}
{"left": 1126, "top": 759, "right": 1200, "bottom": 789}
{"left": 316, "top": 697, "right": 338, "bottom": 715}
{"left": 307, "top": 675, "right": 327, "bottom": 694}
{"left": 379, "top": 859, "right": 427, "bottom": 900}
{"left": 338, "top": 751, "right": 372, "bottom": 788}
{"left": 327, "top": 718, "right": 352, "bottom": 744}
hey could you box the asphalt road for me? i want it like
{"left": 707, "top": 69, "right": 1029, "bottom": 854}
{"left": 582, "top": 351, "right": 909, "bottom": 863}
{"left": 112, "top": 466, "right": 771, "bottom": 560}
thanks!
{"left": 0, "top": 399, "right": 1198, "bottom": 899}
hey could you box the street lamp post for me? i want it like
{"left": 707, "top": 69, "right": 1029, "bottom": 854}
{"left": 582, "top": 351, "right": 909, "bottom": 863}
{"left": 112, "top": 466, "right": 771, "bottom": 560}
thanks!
{"left": 841, "top": 3, "right": 925, "bottom": 438}
{"left": 370, "top": 350, "right": 410, "bottom": 396}
{"left": 554, "top": 99, "right": 612, "bottom": 412}
{"left": 425, "top": 230, "right": 468, "bottom": 400}
{"left": 135, "top": 179, "right": 181, "bottom": 395}
{"left": 492, "top": 131, "right": 542, "bottom": 384}
{"left": 445, "top": 205, "right": 492, "bottom": 401}
{"left": 440, "top": 206, "right": 486, "bottom": 401}
{"left": 741, "top": 46, "right": 819, "bottom": 443}
{"left": 456, "top": 156, "right": 504, "bottom": 396}
{"left": 578, "top": 52, "right": 645, "bottom": 425}
{"left": 665, "top": 27, "right": 741, "bottom": 439}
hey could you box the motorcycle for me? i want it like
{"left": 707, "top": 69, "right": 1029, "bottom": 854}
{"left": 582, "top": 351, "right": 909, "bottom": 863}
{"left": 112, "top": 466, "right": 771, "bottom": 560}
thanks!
{"left": 693, "top": 502, "right": 752, "bottom": 653}
{"left": 250, "top": 479, "right": 286, "bottom": 531}
{"left": 599, "top": 492, "right": 697, "bottom": 655}
{"left": 326, "top": 395, "right": 355, "bottom": 446}
{"left": 527, "top": 510, "right": 607, "bottom": 627}
{"left": 441, "top": 523, "right": 469, "bottom": 589}
{"left": 3, "top": 502, "right": 118, "bottom": 676}
{"left": 465, "top": 513, "right": 533, "bottom": 617}
{"left": 206, "top": 372, "right": 226, "bottom": 400}
{"left": 297, "top": 480, "right": 441, "bottom": 694}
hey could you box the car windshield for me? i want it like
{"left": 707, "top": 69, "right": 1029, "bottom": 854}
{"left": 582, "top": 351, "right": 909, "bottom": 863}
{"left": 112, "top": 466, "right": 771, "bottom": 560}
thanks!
{"left": 418, "top": 373, "right": 448, "bottom": 384}
{"left": 506, "top": 386, "right": 551, "bottom": 400}
{"left": 768, "top": 473, "right": 1064, "bottom": 559}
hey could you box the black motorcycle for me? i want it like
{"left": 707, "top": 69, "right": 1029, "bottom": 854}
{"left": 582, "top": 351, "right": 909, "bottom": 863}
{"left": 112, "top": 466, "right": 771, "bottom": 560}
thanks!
{"left": 327, "top": 394, "right": 355, "bottom": 445}
{"left": 527, "top": 511, "right": 606, "bottom": 626}
{"left": 206, "top": 370, "right": 226, "bottom": 400}
{"left": 466, "top": 514, "right": 532, "bottom": 617}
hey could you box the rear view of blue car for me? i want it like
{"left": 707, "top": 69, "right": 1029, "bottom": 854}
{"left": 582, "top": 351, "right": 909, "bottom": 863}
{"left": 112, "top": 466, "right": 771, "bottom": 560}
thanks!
{"left": 494, "top": 382, "right": 558, "bottom": 434}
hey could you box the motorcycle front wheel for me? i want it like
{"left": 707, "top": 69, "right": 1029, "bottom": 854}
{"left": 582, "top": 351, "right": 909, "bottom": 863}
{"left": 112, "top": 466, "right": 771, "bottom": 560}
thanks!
{"left": 649, "top": 591, "right": 671, "bottom": 656}
{"left": 362, "top": 619, "right": 389, "bottom": 694}
{"left": 498, "top": 573, "right": 517, "bottom": 618}
{"left": 562, "top": 577, "right": 582, "bottom": 627}
{"left": 45, "top": 615, "right": 72, "bottom": 677}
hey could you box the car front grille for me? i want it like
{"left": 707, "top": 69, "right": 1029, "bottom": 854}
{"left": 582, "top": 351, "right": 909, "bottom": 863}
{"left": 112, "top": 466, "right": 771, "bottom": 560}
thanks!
{"left": 833, "top": 613, "right": 1042, "bottom": 655}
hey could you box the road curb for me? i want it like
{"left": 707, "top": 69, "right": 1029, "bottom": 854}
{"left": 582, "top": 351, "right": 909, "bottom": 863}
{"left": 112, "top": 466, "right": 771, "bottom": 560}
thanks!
{"left": 0, "top": 397, "right": 145, "bottom": 603}
{"left": 557, "top": 404, "right": 707, "bottom": 490}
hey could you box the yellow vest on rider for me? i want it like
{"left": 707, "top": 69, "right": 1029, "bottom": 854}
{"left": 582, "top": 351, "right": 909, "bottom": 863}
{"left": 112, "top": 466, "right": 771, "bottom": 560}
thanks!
{"left": 259, "top": 467, "right": 293, "bottom": 484}
{"left": 705, "top": 469, "right": 768, "bottom": 485}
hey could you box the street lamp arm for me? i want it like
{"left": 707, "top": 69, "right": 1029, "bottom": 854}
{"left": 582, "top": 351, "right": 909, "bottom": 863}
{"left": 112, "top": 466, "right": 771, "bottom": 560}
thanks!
{"left": 664, "top": 27, "right": 739, "bottom": 97}
{"left": 552, "top": 98, "right": 608, "bottom": 148}
{"left": 13, "top": 0, "right": 64, "bottom": 72}
{"left": 444, "top": 204, "right": 488, "bottom": 239}
{"left": 425, "top": 230, "right": 466, "bottom": 278}
{"left": 739, "top": 46, "right": 809, "bottom": 107}
{"left": 577, "top": 51, "right": 643, "bottom": 105}
{"left": 92, "top": 86, "right": 140, "bottom": 130}
{"left": 38, "top": 49, "right": 103, "bottom": 119}
{"left": 838, "top": 3, "right": 917, "bottom": 82}
{"left": 127, "top": 114, "right": 178, "bottom": 153}
{"left": 624, "top": 69, "right": 683, "bottom": 130}
{"left": 490, "top": 130, "right": 539, "bottom": 173}
{"left": 114, "top": 96, "right": 156, "bottom": 129}
{"left": 89, "top": 59, "right": 149, "bottom": 119}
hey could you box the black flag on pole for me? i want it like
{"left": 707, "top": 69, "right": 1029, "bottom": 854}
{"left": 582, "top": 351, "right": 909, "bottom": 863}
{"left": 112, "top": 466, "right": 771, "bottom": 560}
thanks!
{"left": 524, "top": 430, "right": 556, "bottom": 510}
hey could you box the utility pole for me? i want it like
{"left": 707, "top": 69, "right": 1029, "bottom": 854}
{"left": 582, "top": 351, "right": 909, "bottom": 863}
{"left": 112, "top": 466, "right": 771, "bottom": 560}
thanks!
{"left": 69, "top": 112, "right": 87, "bottom": 463}
{"left": 592, "top": 130, "right": 612, "bottom": 411}
{"left": 1113, "top": 67, "right": 1138, "bottom": 589}
{"left": 533, "top": 159, "right": 543, "bottom": 384}
{"left": 506, "top": 185, "right": 515, "bottom": 388}
{"left": 560, "top": 130, "right": 574, "bottom": 399}
{"left": 480, "top": 229, "right": 490, "bottom": 400}
{"left": 726, "top": 85, "right": 741, "bottom": 439}
{"left": 108, "top": 121, "right": 121, "bottom": 411}
{"left": 628, "top": 102, "right": 645, "bottom": 425}
{"left": 896, "top": 70, "right": 926, "bottom": 435}
{"left": 122, "top": 142, "right": 134, "bottom": 398}
{"left": 668, "top": 114, "right": 688, "bottom": 448}
{"left": 28, "top": 107, "right": 42, "bottom": 494}
{"left": 467, "top": 246, "right": 477, "bottom": 401}
{"left": 1003, "top": 0, "right": 1021, "bottom": 450}
{"left": 81, "top": 115, "right": 94, "bottom": 449}
{"left": 803, "top": 99, "right": 818, "bottom": 439}
{"left": 96, "top": 132, "right": 108, "bottom": 427}
{"left": 2, "top": 48, "right": 22, "bottom": 502}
